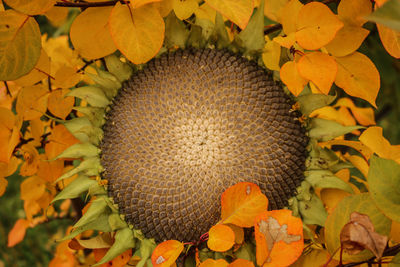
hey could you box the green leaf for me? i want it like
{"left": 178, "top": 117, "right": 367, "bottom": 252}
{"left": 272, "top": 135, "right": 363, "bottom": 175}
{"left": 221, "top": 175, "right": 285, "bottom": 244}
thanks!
{"left": 298, "top": 194, "right": 327, "bottom": 226}
{"left": 52, "top": 174, "right": 97, "bottom": 203}
{"left": 53, "top": 143, "right": 100, "bottom": 160}
{"left": 325, "top": 193, "right": 392, "bottom": 262}
{"left": 165, "top": 11, "right": 190, "bottom": 49}
{"left": 187, "top": 25, "right": 205, "bottom": 48}
{"left": 77, "top": 233, "right": 113, "bottom": 249}
{"left": 389, "top": 252, "right": 400, "bottom": 267}
{"left": 0, "top": 10, "right": 41, "bottom": 80}
{"left": 368, "top": 156, "right": 400, "bottom": 222}
{"left": 367, "top": 0, "right": 400, "bottom": 31}
{"left": 68, "top": 86, "right": 110, "bottom": 107}
{"left": 55, "top": 157, "right": 102, "bottom": 182}
{"left": 234, "top": 0, "right": 265, "bottom": 56}
{"left": 195, "top": 17, "right": 215, "bottom": 41}
{"left": 308, "top": 118, "right": 364, "bottom": 141}
{"left": 72, "top": 106, "right": 105, "bottom": 127}
{"left": 234, "top": 242, "right": 256, "bottom": 262}
{"left": 108, "top": 213, "right": 128, "bottom": 231}
{"left": 305, "top": 170, "right": 354, "bottom": 193}
{"left": 105, "top": 54, "right": 133, "bottom": 82}
{"left": 60, "top": 211, "right": 112, "bottom": 241}
{"left": 63, "top": 117, "right": 102, "bottom": 145}
{"left": 93, "top": 228, "right": 135, "bottom": 266}
{"left": 74, "top": 197, "right": 109, "bottom": 228}
{"left": 136, "top": 239, "right": 157, "bottom": 267}
{"left": 89, "top": 70, "right": 121, "bottom": 99}
{"left": 296, "top": 93, "right": 336, "bottom": 116}
{"left": 213, "top": 12, "right": 230, "bottom": 49}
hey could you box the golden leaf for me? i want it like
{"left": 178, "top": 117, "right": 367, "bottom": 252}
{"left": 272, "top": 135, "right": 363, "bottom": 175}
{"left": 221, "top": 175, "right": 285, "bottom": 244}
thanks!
{"left": 173, "top": 0, "right": 199, "bottom": 20}
{"left": 0, "top": 10, "right": 41, "bottom": 80}
{"left": 19, "top": 144, "right": 40, "bottom": 176}
{"left": 334, "top": 97, "right": 375, "bottom": 126}
{"left": 109, "top": 3, "right": 165, "bottom": 64}
{"left": 44, "top": 6, "right": 69, "bottom": 27}
{"left": 151, "top": 240, "right": 184, "bottom": 267}
{"left": 70, "top": 7, "right": 117, "bottom": 60}
{"left": 334, "top": 52, "right": 380, "bottom": 108}
{"left": 45, "top": 124, "right": 80, "bottom": 159}
{"left": 377, "top": 23, "right": 400, "bottom": 59}
{"left": 48, "top": 89, "right": 75, "bottom": 120}
{"left": 279, "top": 60, "right": 308, "bottom": 96}
{"left": 14, "top": 49, "right": 51, "bottom": 87}
{"left": 262, "top": 36, "right": 281, "bottom": 71}
{"left": 16, "top": 84, "right": 49, "bottom": 120}
{"left": 264, "top": 0, "right": 288, "bottom": 22}
{"left": 325, "top": 26, "right": 370, "bottom": 57}
{"left": 337, "top": 0, "right": 372, "bottom": 27}
{"left": 280, "top": 0, "right": 303, "bottom": 34}
{"left": 295, "top": 2, "right": 344, "bottom": 50}
{"left": 297, "top": 52, "right": 337, "bottom": 94}
{"left": 199, "top": 259, "right": 229, "bottom": 267}
{"left": 205, "top": 0, "right": 253, "bottom": 30}
{"left": 130, "top": 0, "right": 162, "bottom": 9}
{"left": 4, "top": 0, "right": 55, "bottom": 15}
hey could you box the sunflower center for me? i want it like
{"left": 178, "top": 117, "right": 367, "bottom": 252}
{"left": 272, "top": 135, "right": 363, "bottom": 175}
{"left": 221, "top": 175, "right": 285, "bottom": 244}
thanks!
{"left": 100, "top": 49, "right": 308, "bottom": 242}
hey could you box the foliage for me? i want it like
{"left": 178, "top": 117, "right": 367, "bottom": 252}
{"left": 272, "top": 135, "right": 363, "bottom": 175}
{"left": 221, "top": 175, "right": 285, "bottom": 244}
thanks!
{"left": 0, "top": 0, "right": 400, "bottom": 266}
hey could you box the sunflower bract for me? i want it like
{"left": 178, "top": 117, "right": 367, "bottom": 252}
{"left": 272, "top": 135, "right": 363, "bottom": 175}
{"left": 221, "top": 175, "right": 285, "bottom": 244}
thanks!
{"left": 100, "top": 49, "right": 308, "bottom": 242}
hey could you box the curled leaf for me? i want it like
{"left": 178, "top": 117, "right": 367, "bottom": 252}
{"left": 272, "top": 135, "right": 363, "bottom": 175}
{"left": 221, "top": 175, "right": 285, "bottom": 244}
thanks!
{"left": 340, "top": 212, "right": 388, "bottom": 260}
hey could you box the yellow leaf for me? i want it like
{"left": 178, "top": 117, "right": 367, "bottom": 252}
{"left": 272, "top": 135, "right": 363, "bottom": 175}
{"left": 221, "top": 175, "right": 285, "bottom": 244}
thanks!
{"left": 264, "top": 0, "right": 288, "bottom": 22}
{"left": 262, "top": 37, "right": 281, "bottom": 71}
{"left": 377, "top": 23, "right": 400, "bottom": 59}
{"left": 221, "top": 182, "right": 268, "bottom": 227}
{"left": 320, "top": 188, "right": 351, "bottom": 214}
{"left": 48, "top": 89, "right": 74, "bottom": 119}
{"left": 4, "top": 0, "right": 55, "bottom": 15}
{"left": 44, "top": 6, "right": 69, "bottom": 27}
{"left": 130, "top": 0, "right": 162, "bottom": 9}
{"left": 344, "top": 154, "right": 369, "bottom": 178}
{"left": 359, "top": 126, "right": 400, "bottom": 163}
{"left": 335, "top": 97, "right": 375, "bottom": 126}
{"left": 319, "top": 139, "right": 373, "bottom": 160}
{"left": 273, "top": 32, "right": 295, "bottom": 48}
{"left": 334, "top": 52, "right": 380, "bottom": 108}
{"left": 151, "top": 240, "right": 183, "bottom": 267}
{"left": 7, "top": 218, "right": 29, "bottom": 247}
{"left": 255, "top": 210, "right": 303, "bottom": 267}
{"left": 297, "top": 52, "right": 337, "bottom": 94}
{"left": 295, "top": 2, "right": 344, "bottom": 50}
{"left": 280, "top": 0, "right": 303, "bottom": 34}
{"left": 109, "top": 3, "right": 165, "bottom": 64}
{"left": 14, "top": 49, "right": 51, "bottom": 86}
{"left": 204, "top": 0, "right": 253, "bottom": 29}
{"left": 0, "top": 82, "right": 21, "bottom": 109}
{"left": 337, "top": 0, "right": 372, "bottom": 27}
{"left": 16, "top": 84, "right": 49, "bottom": 120}
{"left": 291, "top": 248, "right": 338, "bottom": 267}
{"left": 70, "top": 7, "right": 117, "bottom": 60}
{"left": 228, "top": 259, "right": 254, "bottom": 267}
{"left": 207, "top": 224, "right": 235, "bottom": 252}
{"left": 199, "top": 259, "right": 229, "bottom": 267}
{"left": 325, "top": 26, "right": 370, "bottom": 57}
{"left": 0, "top": 10, "right": 41, "bottom": 81}
{"left": 280, "top": 60, "right": 308, "bottom": 96}
{"left": 19, "top": 144, "right": 40, "bottom": 176}
{"left": 0, "top": 108, "right": 20, "bottom": 163}
{"left": 53, "top": 66, "right": 82, "bottom": 88}
{"left": 195, "top": 3, "right": 216, "bottom": 23}
{"left": 158, "top": 0, "right": 174, "bottom": 17}
{"left": 310, "top": 106, "right": 356, "bottom": 127}
{"left": 42, "top": 35, "right": 82, "bottom": 71}
{"left": 20, "top": 176, "right": 46, "bottom": 201}
{"left": 173, "top": 0, "right": 199, "bottom": 20}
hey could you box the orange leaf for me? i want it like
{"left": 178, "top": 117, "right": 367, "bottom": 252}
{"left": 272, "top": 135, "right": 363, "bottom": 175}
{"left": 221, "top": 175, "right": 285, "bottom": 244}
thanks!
{"left": 109, "top": 2, "right": 165, "bottom": 64}
{"left": 325, "top": 26, "right": 370, "bottom": 57}
{"left": 280, "top": 0, "right": 303, "bottom": 34}
{"left": 69, "top": 6, "right": 117, "bottom": 60}
{"left": 295, "top": 2, "right": 343, "bottom": 50}
{"left": 16, "top": 84, "right": 49, "bottom": 120}
{"left": 94, "top": 248, "right": 132, "bottom": 267}
{"left": 297, "top": 52, "right": 337, "bottom": 94}
{"left": 207, "top": 224, "right": 235, "bottom": 252}
{"left": 37, "top": 155, "right": 64, "bottom": 183}
{"left": 7, "top": 218, "right": 29, "bottom": 247}
{"left": 337, "top": 0, "right": 372, "bottom": 27}
{"left": 48, "top": 89, "right": 75, "bottom": 119}
{"left": 0, "top": 176, "right": 7, "bottom": 196}
{"left": 19, "top": 144, "right": 40, "bottom": 176}
{"left": 151, "top": 240, "right": 184, "bottom": 267}
{"left": 221, "top": 182, "right": 268, "bottom": 227}
{"left": 377, "top": 23, "right": 400, "bottom": 59}
{"left": 205, "top": 0, "right": 253, "bottom": 30}
{"left": 20, "top": 176, "right": 46, "bottom": 201}
{"left": 279, "top": 60, "right": 308, "bottom": 96}
{"left": 49, "top": 240, "right": 77, "bottom": 267}
{"left": 45, "top": 124, "right": 80, "bottom": 159}
{"left": 227, "top": 224, "right": 244, "bottom": 244}
{"left": 0, "top": 107, "right": 20, "bottom": 163}
{"left": 334, "top": 52, "right": 380, "bottom": 108}
{"left": 53, "top": 66, "right": 82, "bottom": 88}
{"left": 254, "top": 209, "right": 303, "bottom": 267}
{"left": 228, "top": 258, "right": 254, "bottom": 267}
{"left": 359, "top": 126, "right": 400, "bottom": 163}
{"left": 199, "top": 259, "right": 229, "bottom": 267}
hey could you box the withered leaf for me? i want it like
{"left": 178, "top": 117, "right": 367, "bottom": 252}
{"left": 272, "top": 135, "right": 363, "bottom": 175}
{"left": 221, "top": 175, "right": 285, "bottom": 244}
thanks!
{"left": 340, "top": 211, "right": 388, "bottom": 260}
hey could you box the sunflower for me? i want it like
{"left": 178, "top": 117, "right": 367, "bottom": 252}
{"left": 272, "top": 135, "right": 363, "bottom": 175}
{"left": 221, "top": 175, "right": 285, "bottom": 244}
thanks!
{"left": 53, "top": 5, "right": 355, "bottom": 266}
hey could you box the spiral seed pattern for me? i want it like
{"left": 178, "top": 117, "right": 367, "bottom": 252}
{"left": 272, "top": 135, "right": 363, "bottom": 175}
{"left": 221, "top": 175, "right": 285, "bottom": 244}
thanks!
{"left": 101, "top": 49, "right": 308, "bottom": 242}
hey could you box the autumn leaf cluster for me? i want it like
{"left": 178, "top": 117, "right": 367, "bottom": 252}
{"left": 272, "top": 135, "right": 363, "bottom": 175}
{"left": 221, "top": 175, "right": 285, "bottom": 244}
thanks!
{"left": 0, "top": 0, "right": 400, "bottom": 266}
